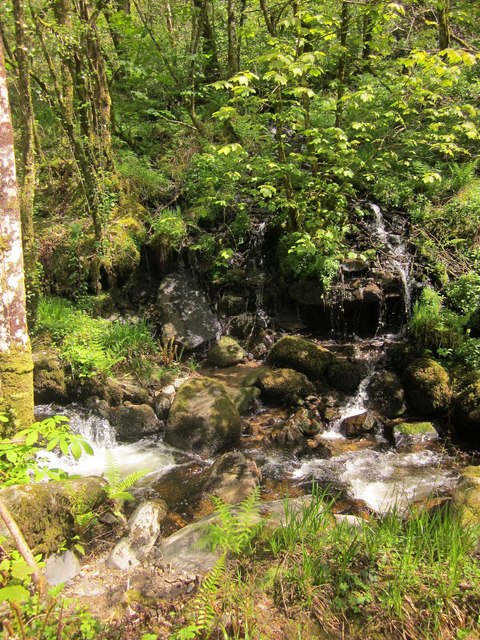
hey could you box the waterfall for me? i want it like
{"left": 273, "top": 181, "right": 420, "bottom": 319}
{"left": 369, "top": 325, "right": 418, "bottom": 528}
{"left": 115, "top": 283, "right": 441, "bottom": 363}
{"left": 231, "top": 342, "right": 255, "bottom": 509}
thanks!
{"left": 35, "top": 404, "right": 179, "bottom": 479}
{"left": 370, "top": 203, "right": 413, "bottom": 320}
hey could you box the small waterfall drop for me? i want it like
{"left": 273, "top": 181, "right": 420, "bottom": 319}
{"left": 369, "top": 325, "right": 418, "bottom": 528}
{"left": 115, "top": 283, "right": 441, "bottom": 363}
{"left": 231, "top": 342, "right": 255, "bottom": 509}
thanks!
{"left": 370, "top": 203, "right": 413, "bottom": 320}
{"left": 36, "top": 404, "right": 180, "bottom": 479}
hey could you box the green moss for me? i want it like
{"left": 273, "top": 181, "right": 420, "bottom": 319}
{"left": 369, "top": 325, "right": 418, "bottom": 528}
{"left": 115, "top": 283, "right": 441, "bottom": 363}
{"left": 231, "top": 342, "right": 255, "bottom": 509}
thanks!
{"left": 395, "top": 422, "right": 436, "bottom": 436}
{"left": 404, "top": 357, "right": 452, "bottom": 415}
{"left": 207, "top": 337, "right": 246, "bottom": 367}
{"left": 257, "top": 368, "right": 315, "bottom": 406}
{"left": 266, "top": 336, "right": 334, "bottom": 381}
{"left": 0, "top": 346, "right": 34, "bottom": 434}
{"left": 463, "top": 466, "right": 480, "bottom": 479}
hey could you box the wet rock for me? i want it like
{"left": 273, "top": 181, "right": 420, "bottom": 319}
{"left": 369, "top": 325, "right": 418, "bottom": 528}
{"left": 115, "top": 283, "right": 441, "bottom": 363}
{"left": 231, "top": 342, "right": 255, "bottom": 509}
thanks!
{"left": 367, "top": 370, "right": 406, "bottom": 418}
{"left": 392, "top": 421, "right": 438, "bottom": 446}
{"left": 165, "top": 377, "right": 241, "bottom": 456}
{"left": 0, "top": 478, "right": 107, "bottom": 555}
{"left": 361, "top": 283, "right": 383, "bottom": 303}
{"left": 232, "top": 386, "right": 261, "bottom": 414}
{"left": 157, "top": 270, "right": 221, "bottom": 351}
{"left": 452, "top": 466, "right": 480, "bottom": 527}
{"left": 328, "top": 360, "right": 365, "bottom": 394}
{"left": 266, "top": 336, "right": 334, "bottom": 381}
{"left": 33, "top": 347, "right": 68, "bottom": 403}
{"left": 256, "top": 368, "right": 315, "bottom": 406}
{"left": 271, "top": 408, "right": 324, "bottom": 455}
{"left": 102, "top": 378, "right": 149, "bottom": 406}
{"left": 203, "top": 452, "right": 262, "bottom": 504}
{"left": 404, "top": 358, "right": 452, "bottom": 416}
{"left": 218, "top": 294, "right": 247, "bottom": 316}
{"left": 45, "top": 551, "right": 81, "bottom": 586}
{"left": 152, "top": 391, "right": 173, "bottom": 420}
{"left": 339, "top": 411, "right": 382, "bottom": 438}
{"left": 341, "top": 259, "right": 369, "bottom": 275}
{"left": 454, "top": 379, "right": 480, "bottom": 433}
{"left": 111, "top": 403, "right": 162, "bottom": 441}
{"left": 207, "top": 336, "right": 247, "bottom": 367}
{"left": 289, "top": 280, "right": 325, "bottom": 306}
{"left": 106, "top": 500, "right": 167, "bottom": 570}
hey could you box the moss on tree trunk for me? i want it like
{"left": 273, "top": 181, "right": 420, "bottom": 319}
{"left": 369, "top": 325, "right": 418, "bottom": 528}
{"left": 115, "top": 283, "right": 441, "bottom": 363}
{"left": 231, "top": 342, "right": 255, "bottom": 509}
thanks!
{"left": 0, "top": 346, "right": 34, "bottom": 434}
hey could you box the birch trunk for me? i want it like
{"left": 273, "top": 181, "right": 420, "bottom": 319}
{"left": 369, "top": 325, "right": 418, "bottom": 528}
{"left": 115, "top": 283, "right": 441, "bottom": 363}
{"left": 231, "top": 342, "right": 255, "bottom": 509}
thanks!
{"left": 0, "top": 42, "right": 34, "bottom": 433}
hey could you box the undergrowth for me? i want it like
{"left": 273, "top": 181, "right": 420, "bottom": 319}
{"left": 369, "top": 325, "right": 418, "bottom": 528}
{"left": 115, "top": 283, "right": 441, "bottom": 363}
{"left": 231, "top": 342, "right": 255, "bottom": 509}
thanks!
{"left": 171, "top": 489, "right": 480, "bottom": 640}
{"left": 35, "top": 296, "right": 168, "bottom": 379}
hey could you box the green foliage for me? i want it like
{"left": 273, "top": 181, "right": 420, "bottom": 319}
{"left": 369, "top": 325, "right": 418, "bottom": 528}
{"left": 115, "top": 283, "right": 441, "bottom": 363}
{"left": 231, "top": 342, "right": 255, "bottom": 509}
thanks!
{"left": 205, "top": 487, "right": 263, "bottom": 555}
{"left": 0, "top": 537, "right": 101, "bottom": 639}
{"left": 0, "top": 415, "right": 93, "bottom": 486}
{"left": 266, "top": 498, "right": 480, "bottom": 638}
{"left": 149, "top": 207, "right": 187, "bottom": 252}
{"left": 409, "top": 287, "right": 464, "bottom": 356}
{"left": 104, "top": 451, "right": 150, "bottom": 506}
{"left": 445, "top": 272, "right": 480, "bottom": 315}
{"left": 170, "top": 555, "right": 226, "bottom": 640}
{"left": 35, "top": 297, "right": 157, "bottom": 379}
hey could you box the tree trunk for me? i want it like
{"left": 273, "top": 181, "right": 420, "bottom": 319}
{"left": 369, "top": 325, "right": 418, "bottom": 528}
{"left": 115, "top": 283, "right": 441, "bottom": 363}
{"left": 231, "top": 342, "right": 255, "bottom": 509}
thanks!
{"left": 0, "top": 42, "right": 34, "bottom": 432}
{"left": 12, "top": 0, "right": 39, "bottom": 327}
{"left": 437, "top": 0, "right": 450, "bottom": 51}
{"left": 227, "top": 0, "right": 239, "bottom": 77}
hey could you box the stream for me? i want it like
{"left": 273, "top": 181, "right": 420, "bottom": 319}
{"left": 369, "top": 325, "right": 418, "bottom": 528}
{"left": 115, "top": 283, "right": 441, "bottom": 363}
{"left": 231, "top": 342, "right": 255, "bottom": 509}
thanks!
{"left": 36, "top": 335, "right": 459, "bottom": 525}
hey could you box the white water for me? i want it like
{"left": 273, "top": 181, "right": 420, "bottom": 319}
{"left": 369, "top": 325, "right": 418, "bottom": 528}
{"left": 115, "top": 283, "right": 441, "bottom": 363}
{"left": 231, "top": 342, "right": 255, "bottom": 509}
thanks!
{"left": 36, "top": 404, "right": 183, "bottom": 479}
{"left": 292, "top": 449, "right": 455, "bottom": 513}
{"left": 370, "top": 203, "right": 413, "bottom": 319}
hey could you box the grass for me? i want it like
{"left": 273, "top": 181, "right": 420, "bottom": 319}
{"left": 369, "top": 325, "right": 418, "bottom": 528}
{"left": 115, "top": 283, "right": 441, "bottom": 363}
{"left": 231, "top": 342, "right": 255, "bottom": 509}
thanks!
{"left": 34, "top": 296, "right": 171, "bottom": 380}
{"left": 171, "top": 489, "right": 480, "bottom": 640}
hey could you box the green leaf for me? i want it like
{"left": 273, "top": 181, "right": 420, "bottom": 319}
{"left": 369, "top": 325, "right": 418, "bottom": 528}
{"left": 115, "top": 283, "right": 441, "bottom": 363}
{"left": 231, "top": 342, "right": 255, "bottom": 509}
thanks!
{"left": 71, "top": 441, "right": 82, "bottom": 460}
{"left": 0, "top": 585, "right": 30, "bottom": 603}
{"left": 59, "top": 438, "right": 70, "bottom": 456}
{"left": 25, "top": 430, "right": 38, "bottom": 446}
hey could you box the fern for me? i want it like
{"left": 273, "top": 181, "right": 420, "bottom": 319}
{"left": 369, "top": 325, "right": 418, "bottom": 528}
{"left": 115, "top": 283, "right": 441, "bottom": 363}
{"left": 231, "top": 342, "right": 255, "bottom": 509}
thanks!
{"left": 104, "top": 451, "right": 150, "bottom": 502}
{"left": 206, "top": 486, "right": 262, "bottom": 554}
{"left": 172, "top": 554, "right": 226, "bottom": 639}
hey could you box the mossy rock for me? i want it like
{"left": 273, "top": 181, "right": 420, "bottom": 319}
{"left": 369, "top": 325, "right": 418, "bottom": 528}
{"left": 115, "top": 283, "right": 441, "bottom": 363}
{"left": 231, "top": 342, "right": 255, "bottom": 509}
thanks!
{"left": 454, "top": 380, "right": 480, "bottom": 433}
{"left": 0, "top": 478, "right": 107, "bottom": 556}
{"left": 165, "top": 377, "right": 241, "bottom": 456}
{"left": 206, "top": 337, "right": 247, "bottom": 367}
{"left": 232, "top": 386, "right": 261, "bottom": 414}
{"left": 33, "top": 347, "right": 68, "bottom": 404}
{"left": 393, "top": 422, "right": 438, "bottom": 446}
{"left": 203, "top": 452, "right": 262, "bottom": 505}
{"left": 266, "top": 336, "right": 334, "bottom": 382}
{"left": 256, "top": 368, "right": 315, "bottom": 406}
{"left": 367, "top": 370, "right": 407, "bottom": 418}
{"left": 328, "top": 360, "right": 365, "bottom": 394}
{"left": 110, "top": 403, "right": 161, "bottom": 441}
{"left": 452, "top": 466, "right": 480, "bottom": 527}
{"left": 404, "top": 357, "right": 452, "bottom": 416}
{"left": 339, "top": 411, "right": 381, "bottom": 438}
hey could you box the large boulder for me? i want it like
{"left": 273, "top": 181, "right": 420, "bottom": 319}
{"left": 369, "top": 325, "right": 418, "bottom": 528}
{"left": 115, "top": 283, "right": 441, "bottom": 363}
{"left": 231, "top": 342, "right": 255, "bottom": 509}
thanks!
{"left": 0, "top": 478, "right": 107, "bottom": 555}
{"left": 392, "top": 421, "right": 438, "bottom": 447}
{"left": 452, "top": 466, "right": 480, "bottom": 527}
{"left": 203, "top": 452, "right": 262, "bottom": 505}
{"left": 110, "top": 403, "right": 162, "bottom": 441}
{"left": 165, "top": 377, "right": 241, "bottom": 456}
{"left": 327, "top": 360, "right": 365, "bottom": 394}
{"left": 404, "top": 357, "right": 452, "bottom": 416}
{"left": 367, "top": 370, "right": 407, "bottom": 418}
{"left": 157, "top": 270, "right": 221, "bottom": 351}
{"left": 256, "top": 368, "right": 315, "bottom": 406}
{"left": 206, "top": 336, "right": 247, "bottom": 367}
{"left": 454, "top": 380, "right": 480, "bottom": 433}
{"left": 106, "top": 499, "right": 167, "bottom": 570}
{"left": 266, "top": 336, "right": 334, "bottom": 381}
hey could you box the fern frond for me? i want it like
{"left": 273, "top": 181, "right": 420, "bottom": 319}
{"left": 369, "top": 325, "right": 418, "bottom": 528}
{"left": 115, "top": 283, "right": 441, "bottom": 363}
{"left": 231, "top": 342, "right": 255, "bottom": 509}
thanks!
{"left": 105, "top": 450, "right": 121, "bottom": 490}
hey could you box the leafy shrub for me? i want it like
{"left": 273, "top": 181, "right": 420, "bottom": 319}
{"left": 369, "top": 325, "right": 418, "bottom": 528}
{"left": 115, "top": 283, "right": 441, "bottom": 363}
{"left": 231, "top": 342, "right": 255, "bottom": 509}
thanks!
{"left": 409, "top": 287, "right": 464, "bottom": 355}
{"left": 35, "top": 297, "right": 158, "bottom": 379}
{"left": 445, "top": 272, "right": 480, "bottom": 315}
{"left": 149, "top": 207, "right": 187, "bottom": 251}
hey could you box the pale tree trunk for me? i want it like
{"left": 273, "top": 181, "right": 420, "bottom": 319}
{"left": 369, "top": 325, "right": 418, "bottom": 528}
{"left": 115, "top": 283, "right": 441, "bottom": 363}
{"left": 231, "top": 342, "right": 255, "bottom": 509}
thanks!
{"left": 13, "top": 0, "right": 39, "bottom": 326}
{"left": 0, "top": 42, "right": 34, "bottom": 433}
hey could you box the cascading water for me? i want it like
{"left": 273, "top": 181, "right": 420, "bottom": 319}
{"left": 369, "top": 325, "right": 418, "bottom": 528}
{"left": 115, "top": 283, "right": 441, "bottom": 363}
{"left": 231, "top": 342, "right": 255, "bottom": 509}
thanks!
{"left": 36, "top": 404, "right": 185, "bottom": 480}
{"left": 370, "top": 203, "right": 413, "bottom": 320}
